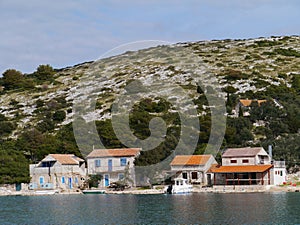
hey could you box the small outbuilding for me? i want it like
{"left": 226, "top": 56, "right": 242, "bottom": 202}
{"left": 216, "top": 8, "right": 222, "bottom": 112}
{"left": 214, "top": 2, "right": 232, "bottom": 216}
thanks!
{"left": 170, "top": 154, "right": 217, "bottom": 185}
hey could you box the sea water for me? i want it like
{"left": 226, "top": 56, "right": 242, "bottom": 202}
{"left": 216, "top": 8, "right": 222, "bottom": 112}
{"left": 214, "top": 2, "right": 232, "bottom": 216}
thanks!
{"left": 0, "top": 192, "right": 299, "bottom": 224}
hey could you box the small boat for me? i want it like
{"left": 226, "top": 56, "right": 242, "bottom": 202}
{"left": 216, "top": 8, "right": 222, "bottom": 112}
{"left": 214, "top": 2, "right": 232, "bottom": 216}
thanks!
{"left": 82, "top": 189, "right": 106, "bottom": 194}
{"left": 34, "top": 190, "right": 59, "bottom": 195}
{"left": 165, "top": 178, "right": 193, "bottom": 194}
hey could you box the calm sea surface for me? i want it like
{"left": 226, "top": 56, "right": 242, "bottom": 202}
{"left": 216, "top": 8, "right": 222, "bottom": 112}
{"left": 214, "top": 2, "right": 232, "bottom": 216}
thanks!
{"left": 0, "top": 192, "right": 299, "bottom": 225}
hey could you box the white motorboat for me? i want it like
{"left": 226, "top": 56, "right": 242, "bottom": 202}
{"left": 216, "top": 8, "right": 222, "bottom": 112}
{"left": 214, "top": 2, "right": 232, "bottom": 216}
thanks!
{"left": 165, "top": 178, "right": 193, "bottom": 194}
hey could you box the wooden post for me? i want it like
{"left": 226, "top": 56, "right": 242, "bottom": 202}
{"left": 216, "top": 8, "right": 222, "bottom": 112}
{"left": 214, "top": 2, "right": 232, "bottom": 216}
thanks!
{"left": 214, "top": 173, "right": 216, "bottom": 185}
{"left": 225, "top": 173, "right": 228, "bottom": 185}
{"left": 249, "top": 173, "right": 252, "bottom": 185}
{"left": 261, "top": 172, "right": 264, "bottom": 185}
{"left": 233, "top": 173, "right": 235, "bottom": 190}
{"left": 268, "top": 170, "right": 270, "bottom": 185}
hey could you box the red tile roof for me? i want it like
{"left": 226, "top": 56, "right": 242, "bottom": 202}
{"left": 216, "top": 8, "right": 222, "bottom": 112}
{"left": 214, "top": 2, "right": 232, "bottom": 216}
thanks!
{"left": 207, "top": 164, "right": 221, "bottom": 173}
{"left": 45, "top": 154, "right": 84, "bottom": 165}
{"left": 211, "top": 165, "right": 273, "bottom": 173}
{"left": 239, "top": 99, "right": 252, "bottom": 107}
{"left": 222, "top": 147, "right": 265, "bottom": 158}
{"left": 239, "top": 99, "right": 267, "bottom": 107}
{"left": 170, "top": 155, "right": 212, "bottom": 166}
{"left": 86, "top": 148, "right": 141, "bottom": 158}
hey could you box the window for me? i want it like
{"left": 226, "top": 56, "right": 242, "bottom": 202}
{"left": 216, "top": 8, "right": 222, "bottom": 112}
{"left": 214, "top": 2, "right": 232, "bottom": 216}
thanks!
{"left": 191, "top": 172, "right": 198, "bottom": 179}
{"left": 118, "top": 173, "right": 124, "bottom": 180}
{"left": 95, "top": 159, "right": 101, "bottom": 167}
{"left": 108, "top": 159, "right": 113, "bottom": 171}
{"left": 242, "top": 159, "right": 249, "bottom": 163}
{"left": 61, "top": 176, "right": 65, "bottom": 184}
{"left": 39, "top": 176, "right": 44, "bottom": 184}
{"left": 75, "top": 177, "right": 78, "bottom": 184}
{"left": 120, "top": 158, "right": 127, "bottom": 166}
{"left": 182, "top": 172, "right": 188, "bottom": 179}
{"left": 230, "top": 160, "right": 237, "bottom": 164}
{"left": 280, "top": 171, "right": 283, "bottom": 176}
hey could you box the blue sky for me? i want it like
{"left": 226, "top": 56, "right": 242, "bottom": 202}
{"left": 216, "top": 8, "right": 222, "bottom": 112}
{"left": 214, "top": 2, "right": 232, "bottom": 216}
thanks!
{"left": 0, "top": 0, "right": 299, "bottom": 74}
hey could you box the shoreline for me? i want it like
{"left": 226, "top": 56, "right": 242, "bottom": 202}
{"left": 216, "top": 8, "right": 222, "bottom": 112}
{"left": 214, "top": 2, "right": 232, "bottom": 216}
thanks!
{"left": 1, "top": 185, "right": 299, "bottom": 196}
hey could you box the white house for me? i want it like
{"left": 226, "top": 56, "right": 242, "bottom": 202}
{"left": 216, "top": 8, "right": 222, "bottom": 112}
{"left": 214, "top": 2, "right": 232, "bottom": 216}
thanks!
{"left": 29, "top": 154, "right": 86, "bottom": 191}
{"left": 211, "top": 147, "right": 286, "bottom": 186}
{"left": 86, "top": 148, "right": 141, "bottom": 187}
{"left": 273, "top": 160, "right": 287, "bottom": 185}
{"left": 170, "top": 155, "right": 217, "bottom": 185}
{"left": 221, "top": 147, "right": 271, "bottom": 166}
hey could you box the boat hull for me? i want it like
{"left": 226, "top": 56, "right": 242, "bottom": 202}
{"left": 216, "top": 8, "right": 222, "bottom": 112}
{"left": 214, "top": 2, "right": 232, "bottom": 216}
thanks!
{"left": 82, "top": 190, "right": 106, "bottom": 194}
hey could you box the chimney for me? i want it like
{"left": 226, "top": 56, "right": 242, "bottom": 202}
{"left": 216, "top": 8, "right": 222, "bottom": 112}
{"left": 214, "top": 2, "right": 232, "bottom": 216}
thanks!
{"left": 268, "top": 145, "right": 272, "bottom": 161}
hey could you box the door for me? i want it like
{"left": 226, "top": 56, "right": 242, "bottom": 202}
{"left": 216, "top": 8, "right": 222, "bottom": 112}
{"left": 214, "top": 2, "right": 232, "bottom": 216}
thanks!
{"left": 69, "top": 177, "right": 73, "bottom": 189}
{"left": 39, "top": 176, "right": 44, "bottom": 185}
{"left": 16, "top": 183, "right": 21, "bottom": 191}
{"left": 108, "top": 159, "right": 113, "bottom": 172}
{"left": 104, "top": 174, "right": 109, "bottom": 187}
{"left": 207, "top": 174, "right": 212, "bottom": 187}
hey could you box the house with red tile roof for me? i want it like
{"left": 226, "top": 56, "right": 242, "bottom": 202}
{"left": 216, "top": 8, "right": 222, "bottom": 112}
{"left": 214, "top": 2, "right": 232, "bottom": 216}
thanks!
{"left": 209, "top": 147, "right": 286, "bottom": 186}
{"left": 29, "top": 154, "right": 86, "bottom": 191}
{"left": 170, "top": 154, "right": 217, "bottom": 185}
{"left": 231, "top": 98, "right": 283, "bottom": 118}
{"left": 86, "top": 148, "right": 141, "bottom": 187}
{"left": 233, "top": 99, "right": 267, "bottom": 117}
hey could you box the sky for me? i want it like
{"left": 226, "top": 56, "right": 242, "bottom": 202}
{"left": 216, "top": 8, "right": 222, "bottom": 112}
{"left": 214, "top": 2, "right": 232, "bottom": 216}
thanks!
{"left": 0, "top": 0, "right": 299, "bottom": 74}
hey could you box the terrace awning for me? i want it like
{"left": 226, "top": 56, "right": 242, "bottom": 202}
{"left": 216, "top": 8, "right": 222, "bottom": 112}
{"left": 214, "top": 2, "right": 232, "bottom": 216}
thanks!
{"left": 211, "top": 165, "right": 273, "bottom": 173}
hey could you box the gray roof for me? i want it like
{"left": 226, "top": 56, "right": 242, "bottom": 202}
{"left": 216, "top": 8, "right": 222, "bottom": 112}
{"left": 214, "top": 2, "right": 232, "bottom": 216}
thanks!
{"left": 222, "top": 147, "right": 266, "bottom": 158}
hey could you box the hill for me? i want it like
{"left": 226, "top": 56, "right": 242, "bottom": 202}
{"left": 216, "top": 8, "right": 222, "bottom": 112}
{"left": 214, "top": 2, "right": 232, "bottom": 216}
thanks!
{"left": 0, "top": 36, "right": 299, "bottom": 183}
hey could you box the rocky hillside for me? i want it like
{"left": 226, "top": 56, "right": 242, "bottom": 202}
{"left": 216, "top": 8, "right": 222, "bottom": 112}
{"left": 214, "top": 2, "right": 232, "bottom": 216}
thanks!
{"left": 0, "top": 36, "right": 299, "bottom": 183}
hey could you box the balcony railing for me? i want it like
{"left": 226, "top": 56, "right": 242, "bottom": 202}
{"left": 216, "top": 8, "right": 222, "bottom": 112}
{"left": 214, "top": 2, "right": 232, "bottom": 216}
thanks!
{"left": 273, "top": 161, "right": 286, "bottom": 168}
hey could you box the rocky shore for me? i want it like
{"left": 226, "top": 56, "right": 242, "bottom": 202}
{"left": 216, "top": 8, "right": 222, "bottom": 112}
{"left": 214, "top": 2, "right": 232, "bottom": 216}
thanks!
{"left": 1, "top": 184, "right": 299, "bottom": 196}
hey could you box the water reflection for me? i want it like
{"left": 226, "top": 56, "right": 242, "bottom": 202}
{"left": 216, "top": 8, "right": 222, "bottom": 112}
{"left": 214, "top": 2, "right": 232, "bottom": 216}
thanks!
{"left": 1, "top": 192, "right": 299, "bottom": 224}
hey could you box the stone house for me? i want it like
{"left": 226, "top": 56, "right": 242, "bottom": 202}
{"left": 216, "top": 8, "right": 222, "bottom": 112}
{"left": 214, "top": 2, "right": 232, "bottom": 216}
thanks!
{"left": 86, "top": 148, "right": 141, "bottom": 187}
{"left": 29, "top": 154, "right": 86, "bottom": 191}
{"left": 170, "top": 155, "right": 217, "bottom": 185}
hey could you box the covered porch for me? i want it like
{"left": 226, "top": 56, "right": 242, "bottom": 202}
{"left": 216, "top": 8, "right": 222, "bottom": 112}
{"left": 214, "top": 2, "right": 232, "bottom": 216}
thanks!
{"left": 211, "top": 165, "right": 273, "bottom": 186}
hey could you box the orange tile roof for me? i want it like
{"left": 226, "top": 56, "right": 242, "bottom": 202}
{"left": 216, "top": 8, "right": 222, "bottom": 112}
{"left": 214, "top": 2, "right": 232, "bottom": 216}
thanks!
{"left": 47, "top": 154, "right": 84, "bottom": 165}
{"left": 257, "top": 100, "right": 267, "bottom": 106}
{"left": 86, "top": 148, "right": 141, "bottom": 158}
{"left": 239, "top": 99, "right": 252, "bottom": 107}
{"left": 239, "top": 99, "right": 267, "bottom": 107}
{"left": 170, "top": 155, "right": 212, "bottom": 166}
{"left": 211, "top": 165, "right": 273, "bottom": 173}
{"left": 207, "top": 164, "right": 221, "bottom": 173}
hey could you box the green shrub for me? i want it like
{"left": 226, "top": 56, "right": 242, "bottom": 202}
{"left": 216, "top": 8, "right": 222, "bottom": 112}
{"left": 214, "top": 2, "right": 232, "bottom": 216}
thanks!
{"left": 223, "top": 69, "right": 249, "bottom": 80}
{"left": 274, "top": 48, "right": 300, "bottom": 57}
{"left": 88, "top": 174, "right": 103, "bottom": 188}
{"left": 0, "top": 121, "right": 16, "bottom": 137}
{"left": 34, "top": 64, "right": 55, "bottom": 82}
{"left": 53, "top": 110, "right": 66, "bottom": 122}
{"left": 255, "top": 40, "right": 281, "bottom": 47}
